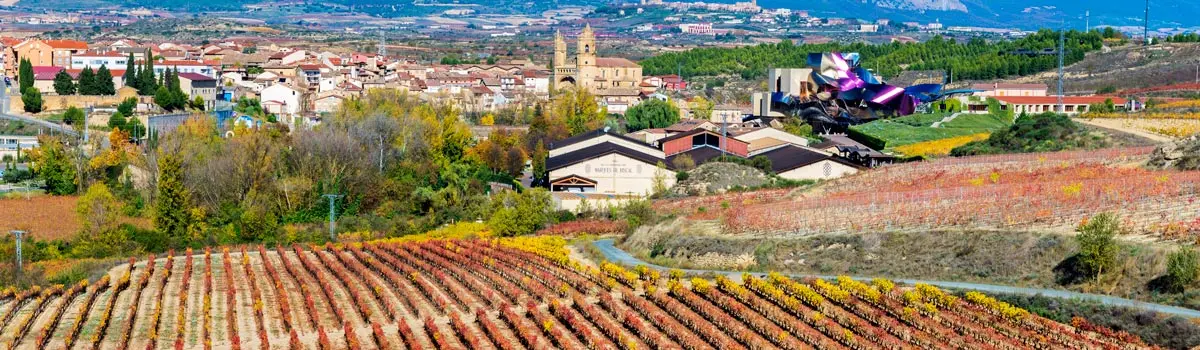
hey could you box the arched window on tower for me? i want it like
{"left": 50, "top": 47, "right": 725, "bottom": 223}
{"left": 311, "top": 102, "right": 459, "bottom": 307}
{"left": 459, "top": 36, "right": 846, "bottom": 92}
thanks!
{"left": 585, "top": 45, "right": 591, "bottom": 53}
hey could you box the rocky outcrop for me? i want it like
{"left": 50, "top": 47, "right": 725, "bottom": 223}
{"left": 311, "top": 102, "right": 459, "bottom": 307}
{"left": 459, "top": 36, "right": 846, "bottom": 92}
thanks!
{"left": 1147, "top": 135, "right": 1200, "bottom": 170}
{"left": 669, "top": 162, "right": 768, "bottom": 196}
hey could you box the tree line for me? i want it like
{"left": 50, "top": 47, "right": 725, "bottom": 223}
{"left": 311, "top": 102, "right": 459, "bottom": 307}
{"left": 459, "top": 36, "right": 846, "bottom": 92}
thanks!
{"left": 18, "top": 86, "right": 607, "bottom": 250}
{"left": 639, "top": 29, "right": 1105, "bottom": 82}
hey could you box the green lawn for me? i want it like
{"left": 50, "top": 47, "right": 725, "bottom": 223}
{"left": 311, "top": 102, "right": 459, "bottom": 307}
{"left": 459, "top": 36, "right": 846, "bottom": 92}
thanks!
{"left": 851, "top": 112, "right": 1013, "bottom": 148}
{"left": 941, "top": 112, "right": 1013, "bottom": 130}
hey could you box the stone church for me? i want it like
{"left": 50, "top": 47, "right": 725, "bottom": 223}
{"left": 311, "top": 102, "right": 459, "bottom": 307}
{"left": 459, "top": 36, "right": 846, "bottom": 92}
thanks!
{"left": 552, "top": 24, "right": 643, "bottom": 94}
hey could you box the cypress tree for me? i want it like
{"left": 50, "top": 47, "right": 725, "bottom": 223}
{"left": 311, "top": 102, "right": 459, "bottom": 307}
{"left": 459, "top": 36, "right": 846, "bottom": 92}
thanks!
{"left": 169, "top": 67, "right": 187, "bottom": 109}
{"left": 18, "top": 58, "right": 33, "bottom": 93}
{"left": 52, "top": 69, "right": 76, "bottom": 95}
{"left": 532, "top": 140, "right": 547, "bottom": 180}
{"left": 123, "top": 52, "right": 137, "bottom": 90}
{"left": 77, "top": 67, "right": 97, "bottom": 95}
{"left": 96, "top": 65, "right": 115, "bottom": 95}
{"left": 139, "top": 53, "right": 157, "bottom": 95}
{"left": 158, "top": 67, "right": 166, "bottom": 90}
{"left": 154, "top": 150, "right": 191, "bottom": 245}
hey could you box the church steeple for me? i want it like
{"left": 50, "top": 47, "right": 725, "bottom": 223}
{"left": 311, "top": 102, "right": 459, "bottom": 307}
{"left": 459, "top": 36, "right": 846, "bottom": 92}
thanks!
{"left": 577, "top": 24, "right": 596, "bottom": 67}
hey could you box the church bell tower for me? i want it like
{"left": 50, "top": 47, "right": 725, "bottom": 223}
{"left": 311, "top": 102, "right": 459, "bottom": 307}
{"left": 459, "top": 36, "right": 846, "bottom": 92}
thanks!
{"left": 554, "top": 30, "right": 567, "bottom": 69}
{"left": 577, "top": 24, "right": 596, "bottom": 67}
{"left": 576, "top": 24, "right": 598, "bottom": 90}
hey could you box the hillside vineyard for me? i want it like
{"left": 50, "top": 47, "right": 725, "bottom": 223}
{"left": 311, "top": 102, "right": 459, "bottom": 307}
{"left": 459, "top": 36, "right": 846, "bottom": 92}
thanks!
{"left": 0, "top": 237, "right": 1145, "bottom": 349}
{"left": 657, "top": 146, "right": 1200, "bottom": 239}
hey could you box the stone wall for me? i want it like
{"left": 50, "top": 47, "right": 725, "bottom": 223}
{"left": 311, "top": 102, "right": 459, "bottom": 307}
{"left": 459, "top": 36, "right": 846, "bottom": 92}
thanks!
{"left": 9, "top": 88, "right": 142, "bottom": 113}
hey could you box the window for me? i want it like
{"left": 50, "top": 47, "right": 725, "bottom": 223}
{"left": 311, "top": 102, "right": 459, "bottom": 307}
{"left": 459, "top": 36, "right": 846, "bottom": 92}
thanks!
{"left": 691, "top": 133, "right": 721, "bottom": 149}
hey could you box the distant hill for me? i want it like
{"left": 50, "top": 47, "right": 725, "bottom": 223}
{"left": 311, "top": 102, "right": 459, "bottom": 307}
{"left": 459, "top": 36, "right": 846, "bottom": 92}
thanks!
{"left": 19, "top": 0, "right": 591, "bottom": 15}
{"left": 992, "top": 42, "right": 1200, "bottom": 95}
{"left": 16, "top": 0, "right": 1199, "bottom": 31}
{"left": 756, "top": 0, "right": 1198, "bottom": 31}
{"left": 639, "top": 30, "right": 1103, "bottom": 82}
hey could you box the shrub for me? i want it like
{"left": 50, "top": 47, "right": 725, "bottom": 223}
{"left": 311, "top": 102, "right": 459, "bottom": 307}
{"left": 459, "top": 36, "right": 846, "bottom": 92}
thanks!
{"left": 951, "top": 113, "right": 1107, "bottom": 156}
{"left": 487, "top": 188, "right": 553, "bottom": 236}
{"left": 117, "top": 97, "right": 137, "bottom": 116}
{"left": 617, "top": 199, "right": 656, "bottom": 228}
{"left": 1167, "top": 246, "right": 1199, "bottom": 290}
{"left": 711, "top": 155, "right": 773, "bottom": 174}
{"left": 22, "top": 87, "right": 43, "bottom": 113}
{"left": 1076, "top": 213, "right": 1121, "bottom": 281}
{"left": 671, "top": 153, "right": 696, "bottom": 171}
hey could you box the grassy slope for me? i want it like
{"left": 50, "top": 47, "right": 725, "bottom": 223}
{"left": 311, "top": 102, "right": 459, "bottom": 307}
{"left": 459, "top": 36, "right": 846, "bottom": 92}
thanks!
{"left": 850, "top": 112, "right": 1012, "bottom": 149}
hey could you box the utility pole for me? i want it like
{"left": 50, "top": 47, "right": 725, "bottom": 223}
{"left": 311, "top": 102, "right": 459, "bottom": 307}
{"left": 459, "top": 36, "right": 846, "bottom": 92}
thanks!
{"left": 10, "top": 230, "right": 25, "bottom": 272}
{"left": 1144, "top": 0, "right": 1150, "bottom": 46}
{"left": 82, "top": 105, "right": 89, "bottom": 144}
{"left": 720, "top": 110, "right": 728, "bottom": 156}
{"left": 1057, "top": 26, "right": 1065, "bottom": 113}
{"left": 322, "top": 194, "right": 343, "bottom": 241}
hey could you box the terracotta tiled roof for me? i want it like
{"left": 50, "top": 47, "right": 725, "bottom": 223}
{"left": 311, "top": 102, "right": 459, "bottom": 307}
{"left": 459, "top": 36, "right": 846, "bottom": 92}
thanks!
{"left": 595, "top": 57, "right": 639, "bottom": 68}
{"left": 66, "top": 68, "right": 126, "bottom": 77}
{"left": 44, "top": 40, "right": 89, "bottom": 50}
{"left": 176, "top": 72, "right": 215, "bottom": 81}
{"left": 158, "top": 60, "right": 212, "bottom": 66}
{"left": 31, "top": 66, "right": 65, "bottom": 80}
{"left": 971, "top": 83, "right": 1048, "bottom": 90}
{"left": 992, "top": 96, "right": 1126, "bottom": 105}
{"left": 75, "top": 51, "right": 127, "bottom": 58}
{"left": 0, "top": 37, "right": 22, "bottom": 47}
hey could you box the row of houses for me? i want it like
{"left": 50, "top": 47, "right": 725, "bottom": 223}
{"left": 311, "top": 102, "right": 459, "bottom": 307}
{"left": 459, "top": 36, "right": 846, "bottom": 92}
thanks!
{"left": 1, "top": 36, "right": 697, "bottom": 129}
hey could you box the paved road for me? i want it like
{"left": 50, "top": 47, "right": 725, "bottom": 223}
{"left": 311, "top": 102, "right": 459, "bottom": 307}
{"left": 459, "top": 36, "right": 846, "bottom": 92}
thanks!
{"left": 1073, "top": 118, "right": 1172, "bottom": 144}
{"left": 592, "top": 239, "right": 1200, "bottom": 319}
{"left": 930, "top": 112, "right": 966, "bottom": 128}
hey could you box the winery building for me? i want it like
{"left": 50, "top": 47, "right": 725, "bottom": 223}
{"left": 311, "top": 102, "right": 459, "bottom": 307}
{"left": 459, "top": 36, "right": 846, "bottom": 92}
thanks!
{"left": 545, "top": 122, "right": 864, "bottom": 211}
{"left": 547, "top": 128, "right": 675, "bottom": 211}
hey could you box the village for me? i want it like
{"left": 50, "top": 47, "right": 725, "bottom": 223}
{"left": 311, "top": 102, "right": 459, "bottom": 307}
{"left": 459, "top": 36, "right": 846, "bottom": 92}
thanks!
{"left": 0, "top": 24, "right": 1143, "bottom": 214}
